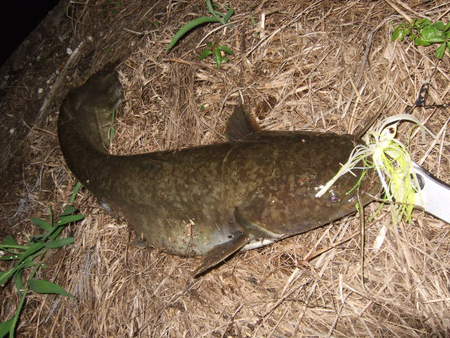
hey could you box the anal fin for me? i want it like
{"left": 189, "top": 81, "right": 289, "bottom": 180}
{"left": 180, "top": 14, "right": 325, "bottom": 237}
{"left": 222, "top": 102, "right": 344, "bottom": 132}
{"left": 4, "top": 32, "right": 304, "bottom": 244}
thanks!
{"left": 194, "top": 231, "right": 250, "bottom": 277}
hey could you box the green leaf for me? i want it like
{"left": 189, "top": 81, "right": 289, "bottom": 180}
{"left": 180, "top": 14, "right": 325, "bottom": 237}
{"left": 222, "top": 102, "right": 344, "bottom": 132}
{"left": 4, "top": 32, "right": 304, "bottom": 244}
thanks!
{"left": 45, "top": 237, "right": 74, "bottom": 249}
{"left": 219, "top": 45, "right": 233, "bottom": 55}
{"left": 19, "top": 259, "right": 37, "bottom": 270}
{"left": 0, "top": 236, "right": 28, "bottom": 253}
{"left": 213, "top": 48, "right": 223, "bottom": 68}
{"left": 420, "top": 25, "right": 446, "bottom": 43}
{"left": 0, "top": 318, "right": 14, "bottom": 338}
{"left": 222, "top": 9, "right": 235, "bottom": 23}
{"left": 391, "top": 28, "right": 401, "bottom": 41}
{"left": 392, "top": 27, "right": 409, "bottom": 41}
{"left": 9, "top": 287, "right": 28, "bottom": 338}
{"left": 0, "top": 254, "right": 20, "bottom": 261}
{"left": 3, "top": 243, "right": 45, "bottom": 274}
{"left": 57, "top": 214, "right": 84, "bottom": 226}
{"left": 414, "top": 37, "right": 431, "bottom": 46}
{"left": 0, "top": 257, "right": 39, "bottom": 286}
{"left": 435, "top": 42, "right": 447, "bottom": 59}
{"left": 19, "top": 242, "right": 46, "bottom": 261}
{"left": 31, "top": 218, "right": 53, "bottom": 232}
{"left": 1, "top": 235, "right": 17, "bottom": 246}
{"left": 108, "top": 127, "right": 117, "bottom": 142}
{"left": 61, "top": 205, "right": 77, "bottom": 216}
{"left": 29, "top": 279, "right": 74, "bottom": 297}
{"left": 31, "top": 234, "right": 47, "bottom": 242}
{"left": 69, "top": 182, "right": 83, "bottom": 204}
{"left": 199, "top": 49, "right": 213, "bottom": 60}
{"left": 167, "top": 16, "right": 221, "bottom": 51}
{"left": 432, "top": 21, "right": 447, "bottom": 31}
{"left": 0, "top": 244, "right": 28, "bottom": 252}
{"left": 206, "top": 0, "right": 219, "bottom": 17}
{"left": 414, "top": 18, "right": 432, "bottom": 29}
{"left": 14, "top": 270, "right": 26, "bottom": 295}
{"left": 205, "top": 0, "right": 233, "bottom": 23}
{"left": 0, "top": 269, "right": 16, "bottom": 287}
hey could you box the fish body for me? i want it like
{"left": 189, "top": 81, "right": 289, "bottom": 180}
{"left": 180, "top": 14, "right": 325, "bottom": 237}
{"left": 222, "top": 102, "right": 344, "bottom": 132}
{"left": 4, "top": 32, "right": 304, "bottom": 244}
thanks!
{"left": 58, "top": 65, "right": 377, "bottom": 274}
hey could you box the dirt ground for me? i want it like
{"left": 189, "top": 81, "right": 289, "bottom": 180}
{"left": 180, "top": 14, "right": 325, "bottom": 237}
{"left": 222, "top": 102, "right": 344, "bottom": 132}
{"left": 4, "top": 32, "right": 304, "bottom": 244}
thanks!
{"left": 1, "top": 0, "right": 449, "bottom": 337}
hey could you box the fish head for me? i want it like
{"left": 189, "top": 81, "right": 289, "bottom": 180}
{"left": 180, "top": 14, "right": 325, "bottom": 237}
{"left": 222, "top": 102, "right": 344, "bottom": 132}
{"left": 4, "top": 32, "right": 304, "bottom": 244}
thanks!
{"left": 237, "top": 173, "right": 375, "bottom": 238}
{"left": 231, "top": 133, "right": 379, "bottom": 238}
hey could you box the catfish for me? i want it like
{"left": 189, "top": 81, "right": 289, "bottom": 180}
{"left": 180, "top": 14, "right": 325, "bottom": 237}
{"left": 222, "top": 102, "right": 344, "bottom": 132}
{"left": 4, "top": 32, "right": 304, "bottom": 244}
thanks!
{"left": 58, "top": 64, "right": 378, "bottom": 275}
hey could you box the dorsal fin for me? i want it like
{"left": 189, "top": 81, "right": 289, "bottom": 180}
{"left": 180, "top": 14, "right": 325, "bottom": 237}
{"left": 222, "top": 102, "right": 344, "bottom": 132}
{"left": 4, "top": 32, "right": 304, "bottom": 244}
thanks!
{"left": 225, "top": 105, "right": 260, "bottom": 141}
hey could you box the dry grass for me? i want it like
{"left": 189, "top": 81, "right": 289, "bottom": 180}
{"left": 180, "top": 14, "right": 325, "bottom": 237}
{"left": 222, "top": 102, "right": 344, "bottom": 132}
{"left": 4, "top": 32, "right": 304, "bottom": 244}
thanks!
{"left": 2, "top": 0, "right": 449, "bottom": 337}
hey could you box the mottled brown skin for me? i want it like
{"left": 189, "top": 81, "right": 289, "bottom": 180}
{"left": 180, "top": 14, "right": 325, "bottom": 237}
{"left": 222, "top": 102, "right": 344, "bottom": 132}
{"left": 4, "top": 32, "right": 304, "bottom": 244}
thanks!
{"left": 58, "top": 65, "right": 378, "bottom": 275}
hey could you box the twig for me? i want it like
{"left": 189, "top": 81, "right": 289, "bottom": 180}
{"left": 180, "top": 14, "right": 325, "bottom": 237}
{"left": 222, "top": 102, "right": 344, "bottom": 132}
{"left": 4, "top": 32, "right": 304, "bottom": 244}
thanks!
{"left": 384, "top": 0, "right": 412, "bottom": 23}
{"left": 38, "top": 41, "right": 85, "bottom": 122}
{"left": 123, "top": 28, "right": 157, "bottom": 36}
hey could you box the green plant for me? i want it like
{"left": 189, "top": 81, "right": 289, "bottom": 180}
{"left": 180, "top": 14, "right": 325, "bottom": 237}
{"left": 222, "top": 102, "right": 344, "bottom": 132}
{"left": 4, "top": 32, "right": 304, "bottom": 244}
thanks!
{"left": 199, "top": 42, "right": 234, "bottom": 68}
{"left": 392, "top": 18, "right": 450, "bottom": 59}
{"left": 167, "top": 0, "right": 235, "bottom": 52}
{"left": 0, "top": 183, "right": 84, "bottom": 338}
{"left": 108, "top": 107, "right": 117, "bottom": 144}
{"left": 105, "top": 0, "right": 124, "bottom": 15}
{"left": 315, "top": 115, "right": 435, "bottom": 223}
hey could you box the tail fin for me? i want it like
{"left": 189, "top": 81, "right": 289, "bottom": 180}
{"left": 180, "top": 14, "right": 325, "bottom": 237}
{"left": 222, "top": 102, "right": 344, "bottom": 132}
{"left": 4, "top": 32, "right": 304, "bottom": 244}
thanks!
{"left": 58, "top": 65, "right": 123, "bottom": 187}
{"left": 59, "top": 65, "right": 122, "bottom": 154}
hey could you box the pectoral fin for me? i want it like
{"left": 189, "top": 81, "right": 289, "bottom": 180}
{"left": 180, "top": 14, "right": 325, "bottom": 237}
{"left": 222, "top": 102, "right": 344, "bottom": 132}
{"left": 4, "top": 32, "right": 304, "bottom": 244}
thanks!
{"left": 194, "top": 231, "right": 250, "bottom": 277}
